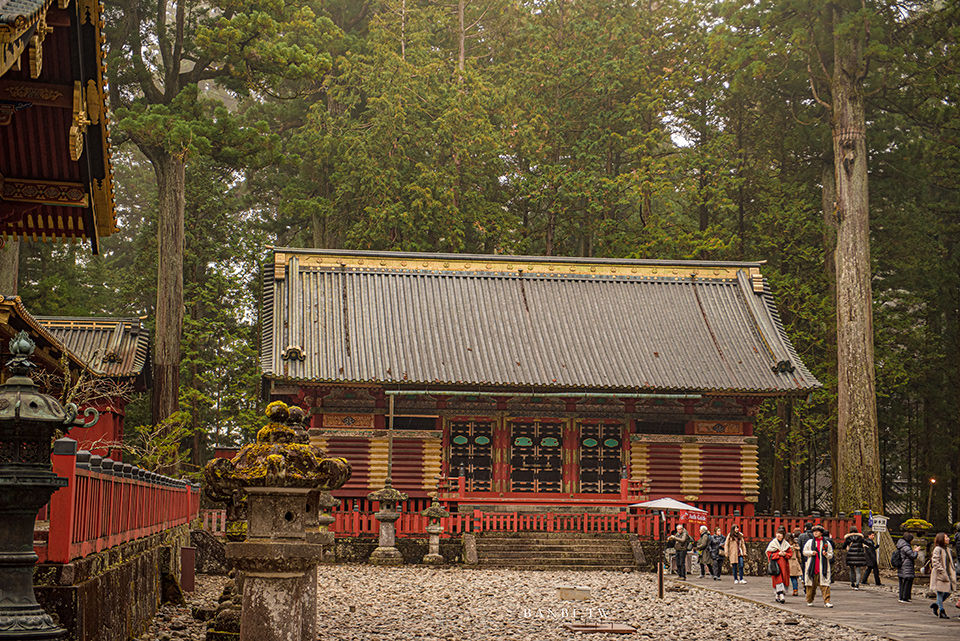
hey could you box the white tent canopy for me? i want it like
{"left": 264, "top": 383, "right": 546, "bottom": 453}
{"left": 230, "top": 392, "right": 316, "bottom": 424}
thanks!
{"left": 628, "top": 498, "right": 706, "bottom": 513}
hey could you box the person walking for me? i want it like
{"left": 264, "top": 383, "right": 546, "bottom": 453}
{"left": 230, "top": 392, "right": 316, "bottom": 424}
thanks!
{"left": 696, "top": 525, "right": 710, "bottom": 578}
{"left": 707, "top": 527, "right": 725, "bottom": 580}
{"left": 797, "top": 521, "right": 814, "bottom": 552}
{"left": 766, "top": 527, "right": 792, "bottom": 603}
{"left": 802, "top": 524, "right": 834, "bottom": 608}
{"left": 788, "top": 532, "right": 803, "bottom": 596}
{"left": 841, "top": 526, "right": 868, "bottom": 589}
{"left": 667, "top": 524, "right": 693, "bottom": 580}
{"left": 930, "top": 532, "right": 957, "bottom": 619}
{"left": 862, "top": 530, "right": 882, "bottom": 586}
{"left": 896, "top": 532, "right": 921, "bottom": 603}
{"left": 724, "top": 525, "right": 747, "bottom": 584}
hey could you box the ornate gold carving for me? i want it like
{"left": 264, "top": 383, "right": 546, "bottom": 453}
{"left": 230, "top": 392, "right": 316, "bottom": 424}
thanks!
{"left": 26, "top": 18, "right": 53, "bottom": 78}
{"left": 69, "top": 82, "right": 91, "bottom": 161}
{"left": 0, "top": 36, "right": 28, "bottom": 77}
{"left": 1, "top": 178, "right": 89, "bottom": 207}
{"left": 85, "top": 79, "right": 100, "bottom": 124}
{"left": 2, "top": 83, "right": 65, "bottom": 103}
{"left": 692, "top": 421, "right": 744, "bottom": 435}
{"left": 321, "top": 413, "right": 375, "bottom": 429}
{"left": 58, "top": 0, "right": 72, "bottom": 8}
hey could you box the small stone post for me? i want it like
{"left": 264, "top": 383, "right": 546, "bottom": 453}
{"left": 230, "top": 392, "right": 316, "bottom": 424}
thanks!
{"left": 367, "top": 478, "right": 408, "bottom": 565}
{"left": 420, "top": 496, "right": 450, "bottom": 565}
{"left": 204, "top": 402, "right": 351, "bottom": 641}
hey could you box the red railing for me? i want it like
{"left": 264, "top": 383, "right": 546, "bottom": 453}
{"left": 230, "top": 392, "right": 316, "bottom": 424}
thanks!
{"left": 330, "top": 506, "right": 860, "bottom": 540}
{"left": 36, "top": 440, "right": 201, "bottom": 563}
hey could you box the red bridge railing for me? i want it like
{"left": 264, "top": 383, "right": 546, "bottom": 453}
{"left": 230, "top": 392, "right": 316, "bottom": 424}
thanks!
{"left": 36, "top": 438, "right": 201, "bottom": 563}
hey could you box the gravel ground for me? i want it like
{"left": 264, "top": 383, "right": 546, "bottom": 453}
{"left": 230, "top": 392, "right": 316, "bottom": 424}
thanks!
{"left": 136, "top": 574, "right": 228, "bottom": 641}
{"left": 136, "top": 567, "right": 884, "bottom": 640}
{"left": 316, "top": 566, "right": 883, "bottom": 641}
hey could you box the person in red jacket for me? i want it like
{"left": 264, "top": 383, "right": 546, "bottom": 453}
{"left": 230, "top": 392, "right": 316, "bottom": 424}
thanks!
{"left": 766, "top": 526, "right": 793, "bottom": 603}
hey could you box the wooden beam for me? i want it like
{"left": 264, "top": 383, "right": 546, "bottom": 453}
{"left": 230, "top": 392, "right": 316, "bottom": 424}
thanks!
{"left": 1, "top": 177, "right": 89, "bottom": 207}
{"left": 0, "top": 79, "right": 73, "bottom": 108}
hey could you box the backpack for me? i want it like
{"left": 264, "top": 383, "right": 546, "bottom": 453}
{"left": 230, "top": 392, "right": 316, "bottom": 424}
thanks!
{"left": 891, "top": 548, "right": 903, "bottom": 569}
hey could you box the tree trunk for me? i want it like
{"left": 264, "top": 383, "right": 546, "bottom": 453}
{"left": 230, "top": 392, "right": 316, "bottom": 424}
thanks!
{"left": 0, "top": 237, "right": 19, "bottom": 294}
{"left": 151, "top": 151, "right": 186, "bottom": 467}
{"left": 831, "top": 8, "right": 882, "bottom": 513}
{"left": 822, "top": 152, "right": 839, "bottom": 512}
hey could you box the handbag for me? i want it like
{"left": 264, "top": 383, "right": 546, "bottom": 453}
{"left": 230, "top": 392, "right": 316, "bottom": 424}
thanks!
{"left": 768, "top": 558, "right": 781, "bottom": 576}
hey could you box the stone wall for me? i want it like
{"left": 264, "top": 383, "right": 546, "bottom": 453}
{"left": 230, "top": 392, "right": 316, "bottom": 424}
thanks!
{"left": 34, "top": 524, "right": 191, "bottom": 641}
{"left": 333, "top": 537, "right": 463, "bottom": 564}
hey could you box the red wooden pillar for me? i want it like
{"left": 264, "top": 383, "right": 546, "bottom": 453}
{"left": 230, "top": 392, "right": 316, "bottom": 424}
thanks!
{"left": 561, "top": 418, "right": 579, "bottom": 494}
{"left": 492, "top": 416, "right": 510, "bottom": 493}
{"left": 48, "top": 438, "right": 78, "bottom": 563}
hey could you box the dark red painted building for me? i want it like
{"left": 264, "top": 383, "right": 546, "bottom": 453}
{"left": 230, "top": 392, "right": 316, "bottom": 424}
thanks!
{"left": 261, "top": 248, "right": 821, "bottom": 516}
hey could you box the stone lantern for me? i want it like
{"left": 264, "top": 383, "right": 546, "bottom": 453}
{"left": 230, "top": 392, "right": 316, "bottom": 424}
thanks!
{"left": 0, "top": 331, "right": 98, "bottom": 640}
{"left": 367, "top": 478, "right": 408, "bottom": 565}
{"left": 420, "top": 495, "right": 450, "bottom": 565}
{"left": 204, "top": 401, "right": 350, "bottom": 641}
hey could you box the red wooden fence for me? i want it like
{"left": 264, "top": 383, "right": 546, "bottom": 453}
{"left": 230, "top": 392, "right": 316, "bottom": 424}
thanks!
{"left": 330, "top": 506, "right": 860, "bottom": 540}
{"left": 36, "top": 444, "right": 201, "bottom": 563}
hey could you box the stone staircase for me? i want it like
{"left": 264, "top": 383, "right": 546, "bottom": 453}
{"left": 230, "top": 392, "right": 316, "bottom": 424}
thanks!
{"left": 476, "top": 532, "right": 637, "bottom": 571}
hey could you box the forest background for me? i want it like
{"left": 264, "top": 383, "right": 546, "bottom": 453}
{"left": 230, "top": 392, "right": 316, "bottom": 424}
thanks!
{"left": 9, "top": 0, "right": 960, "bottom": 526}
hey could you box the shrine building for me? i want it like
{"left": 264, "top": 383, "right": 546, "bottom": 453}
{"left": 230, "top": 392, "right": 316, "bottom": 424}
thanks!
{"left": 0, "top": 297, "right": 149, "bottom": 459}
{"left": 261, "top": 248, "right": 821, "bottom": 516}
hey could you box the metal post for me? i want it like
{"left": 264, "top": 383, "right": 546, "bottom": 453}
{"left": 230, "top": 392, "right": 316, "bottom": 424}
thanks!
{"left": 657, "top": 511, "right": 664, "bottom": 599}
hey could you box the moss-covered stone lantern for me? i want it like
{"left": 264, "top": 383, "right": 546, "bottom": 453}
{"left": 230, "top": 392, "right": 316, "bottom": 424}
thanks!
{"left": 204, "top": 401, "right": 350, "bottom": 641}
{"left": 420, "top": 495, "right": 450, "bottom": 565}
{"left": 0, "top": 332, "right": 98, "bottom": 640}
{"left": 366, "top": 478, "right": 408, "bottom": 565}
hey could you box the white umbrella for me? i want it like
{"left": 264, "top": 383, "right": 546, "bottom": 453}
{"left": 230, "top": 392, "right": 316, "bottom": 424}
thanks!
{"left": 629, "top": 497, "right": 706, "bottom": 513}
{"left": 630, "top": 497, "right": 706, "bottom": 599}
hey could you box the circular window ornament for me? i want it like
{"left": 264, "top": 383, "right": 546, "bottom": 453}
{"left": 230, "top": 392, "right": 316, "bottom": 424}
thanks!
{"left": 603, "top": 438, "right": 619, "bottom": 448}
{"left": 453, "top": 435, "right": 469, "bottom": 445}
{"left": 541, "top": 437, "right": 559, "bottom": 447}
{"left": 475, "top": 436, "right": 490, "bottom": 445}
{"left": 583, "top": 438, "right": 598, "bottom": 448}
{"left": 514, "top": 437, "right": 533, "bottom": 447}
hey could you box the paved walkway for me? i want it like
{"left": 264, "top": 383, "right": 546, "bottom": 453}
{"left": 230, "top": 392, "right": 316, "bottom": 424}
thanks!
{"left": 679, "top": 575, "right": 960, "bottom": 641}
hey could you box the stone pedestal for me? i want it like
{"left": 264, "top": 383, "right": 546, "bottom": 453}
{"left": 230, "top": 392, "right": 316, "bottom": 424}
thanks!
{"left": 369, "top": 509, "right": 403, "bottom": 565}
{"left": 423, "top": 523, "right": 444, "bottom": 565}
{"left": 367, "top": 478, "right": 407, "bottom": 566}
{"left": 420, "top": 497, "right": 450, "bottom": 565}
{"left": 226, "top": 540, "right": 323, "bottom": 641}
{"left": 203, "top": 401, "right": 352, "bottom": 641}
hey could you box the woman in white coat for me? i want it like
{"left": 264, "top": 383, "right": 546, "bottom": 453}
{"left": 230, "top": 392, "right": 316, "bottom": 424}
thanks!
{"left": 802, "top": 525, "right": 834, "bottom": 608}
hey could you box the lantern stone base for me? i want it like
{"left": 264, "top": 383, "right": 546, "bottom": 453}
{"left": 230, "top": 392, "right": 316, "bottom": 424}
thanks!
{"left": 368, "top": 546, "right": 405, "bottom": 565}
{"left": 226, "top": 541, "right": 323, "bottom": 641}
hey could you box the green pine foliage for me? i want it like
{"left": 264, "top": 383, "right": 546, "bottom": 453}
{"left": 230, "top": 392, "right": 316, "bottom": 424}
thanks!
{"left": 20, "top": 0, "right": 960, "bottom": 519}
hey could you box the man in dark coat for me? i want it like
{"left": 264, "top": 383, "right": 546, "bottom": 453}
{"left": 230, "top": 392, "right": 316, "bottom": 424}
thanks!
{"left": 841, "top": 526, "right": 867, "bottom": 589}
{"left": 862, "top": 530, "right": 881, "bottom": 586}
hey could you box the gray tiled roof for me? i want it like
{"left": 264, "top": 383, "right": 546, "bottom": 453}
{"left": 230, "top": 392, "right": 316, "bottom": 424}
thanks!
{"left": 261, "top": 249, "right": 820, "bottom": 394}
{"left": 35, "top": 316, "right": 150, "bottom": 379}
{"left": 0, "top": 0, "right": 49, "bottom": 25}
